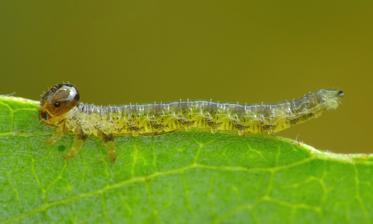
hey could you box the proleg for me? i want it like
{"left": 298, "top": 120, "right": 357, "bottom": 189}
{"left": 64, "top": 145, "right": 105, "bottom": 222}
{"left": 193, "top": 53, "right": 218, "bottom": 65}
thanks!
{"left": 39, "top": 83, "right": 344, "bottom": 161}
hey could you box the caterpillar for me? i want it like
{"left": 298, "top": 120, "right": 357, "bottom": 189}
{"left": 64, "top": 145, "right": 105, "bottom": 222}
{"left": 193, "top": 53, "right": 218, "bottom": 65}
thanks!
{"left": 40, "top": 83, "right": 344, "bottom": 161}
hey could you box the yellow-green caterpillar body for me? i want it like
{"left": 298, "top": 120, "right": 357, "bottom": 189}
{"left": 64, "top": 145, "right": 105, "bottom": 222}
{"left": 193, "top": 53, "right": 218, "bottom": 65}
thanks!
{"left": 40, "top": 83, "right": 344, "bottom": 161}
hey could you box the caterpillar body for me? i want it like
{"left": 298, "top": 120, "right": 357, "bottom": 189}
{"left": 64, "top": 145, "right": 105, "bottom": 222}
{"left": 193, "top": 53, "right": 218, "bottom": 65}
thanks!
{"left": 40, "top": 83, "right": 344, "bottom": 161}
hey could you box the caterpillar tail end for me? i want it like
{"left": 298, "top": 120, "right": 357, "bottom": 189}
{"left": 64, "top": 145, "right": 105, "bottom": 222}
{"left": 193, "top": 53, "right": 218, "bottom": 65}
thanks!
{"left": 317, "top": 89, "right": 344, "bottom": 110}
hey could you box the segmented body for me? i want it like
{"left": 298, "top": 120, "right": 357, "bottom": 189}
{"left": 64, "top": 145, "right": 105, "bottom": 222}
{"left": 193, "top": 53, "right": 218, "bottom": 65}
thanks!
{"left": 39, "top": 84, "right": 343, "bottom": 161}
{"left": 62, "top": 90, "right": 342, "bottom": 137}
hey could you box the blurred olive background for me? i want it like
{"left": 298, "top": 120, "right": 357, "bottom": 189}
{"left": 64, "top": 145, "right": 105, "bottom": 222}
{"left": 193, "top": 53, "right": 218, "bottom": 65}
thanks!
{"left": 0, "top": 0, "right": 372, "bottom": 153}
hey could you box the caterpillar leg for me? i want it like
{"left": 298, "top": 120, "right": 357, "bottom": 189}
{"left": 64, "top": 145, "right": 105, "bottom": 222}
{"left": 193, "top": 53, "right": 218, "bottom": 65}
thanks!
{"left": 102, "top": 135, "right": 117, "bottom": 162}
{"left": 64, "top": 135, "right": 86, "bottom": 160}
{"left": 47, "top": 127, "right": 64, "bottom": 145}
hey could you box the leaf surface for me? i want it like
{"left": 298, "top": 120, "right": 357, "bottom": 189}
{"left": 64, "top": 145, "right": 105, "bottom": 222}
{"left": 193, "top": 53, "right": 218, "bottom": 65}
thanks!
{"left": 0, "top": 96, "right": 372, "bottom": 223}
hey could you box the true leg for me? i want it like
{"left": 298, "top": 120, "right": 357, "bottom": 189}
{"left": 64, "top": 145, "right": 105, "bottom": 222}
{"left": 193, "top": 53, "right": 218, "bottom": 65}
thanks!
{"left": 104, "top": 141, "right": 117, "bottom": 162}
{"left": 47, "top": 127, "right": 64, "bottom": 145}
{"left": 64, "top": 135, "right": 86, "bottom": 160}
{"left": 102, "top": 135, "right": 117, "bottom": 162}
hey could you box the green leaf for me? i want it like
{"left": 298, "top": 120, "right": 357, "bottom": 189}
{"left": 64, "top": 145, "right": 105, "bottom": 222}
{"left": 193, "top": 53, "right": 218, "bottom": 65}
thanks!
{"left": 0, "top": 96, "right": 372, "bottom": 224}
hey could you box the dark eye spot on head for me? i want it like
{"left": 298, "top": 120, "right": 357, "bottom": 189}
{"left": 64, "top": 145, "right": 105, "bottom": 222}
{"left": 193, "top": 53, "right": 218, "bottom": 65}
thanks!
{"left": 54, "top": 101, "right": 61, "bottom": 107}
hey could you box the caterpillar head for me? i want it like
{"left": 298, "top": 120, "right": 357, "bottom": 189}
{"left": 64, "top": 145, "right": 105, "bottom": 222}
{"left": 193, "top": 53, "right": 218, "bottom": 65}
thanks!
{"left": 40, "top": 83, "right": 80, "bottom": 125}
